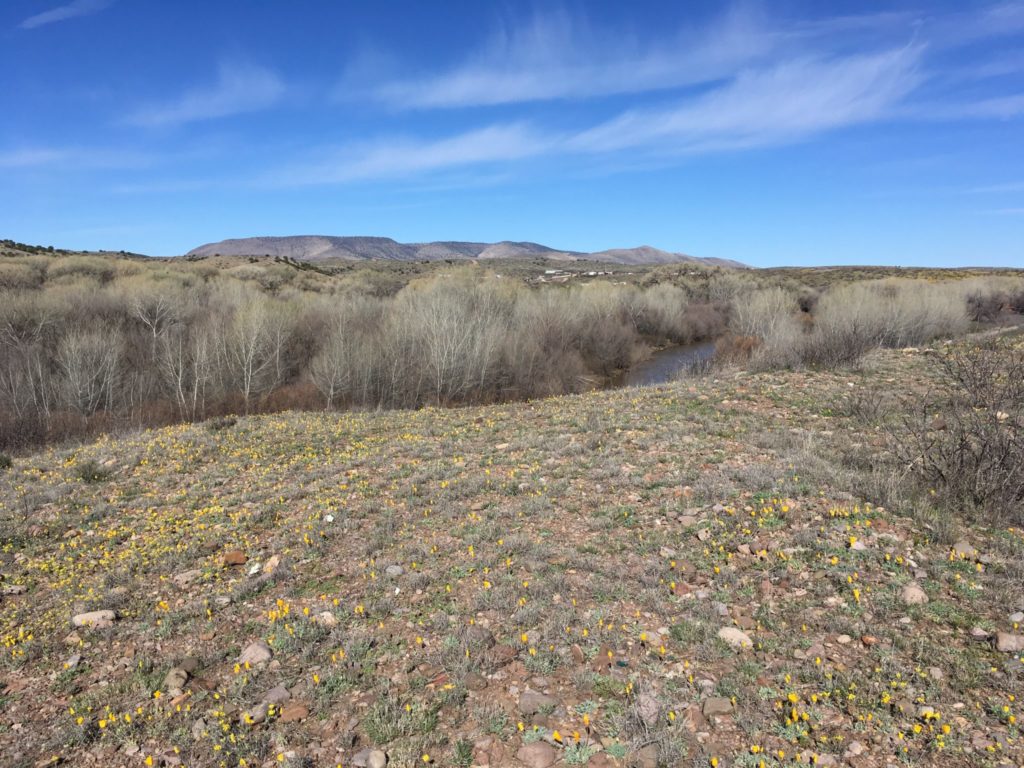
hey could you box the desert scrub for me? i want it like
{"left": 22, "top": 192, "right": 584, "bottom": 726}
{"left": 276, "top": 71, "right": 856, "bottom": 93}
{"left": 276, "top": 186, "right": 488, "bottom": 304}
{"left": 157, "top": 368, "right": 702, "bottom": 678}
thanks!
{"left": 73, "top": 458, "right": 111, "bottom": 483}
{"left": 891, "top": 340, "right": 1024, "bottom": 523}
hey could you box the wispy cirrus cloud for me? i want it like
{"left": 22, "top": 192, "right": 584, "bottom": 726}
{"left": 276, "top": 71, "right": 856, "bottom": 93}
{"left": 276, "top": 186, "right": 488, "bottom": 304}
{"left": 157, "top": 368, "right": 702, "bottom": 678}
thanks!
{"left": 570, "top": 46, "right": 923, "bottom": 154}
{"left": 967, "top": 180, "right": 1024, "bottom": 194}
{"left": 18, "top": 0, "right": 113, "bottom": 30}
{"left": 269, "top": 124, "right": 551, "bottom": 186}
{"left": 282, "top": 45, "right": 923, "bottom": 186}
{"left": 0, "top": 146, "right": 152, "bottom": 169}
{"left": 352, "top": 5, "right": 782, "bottom": 109}
{"left": 126, "top": 61, "right": 285, "bottom": 127}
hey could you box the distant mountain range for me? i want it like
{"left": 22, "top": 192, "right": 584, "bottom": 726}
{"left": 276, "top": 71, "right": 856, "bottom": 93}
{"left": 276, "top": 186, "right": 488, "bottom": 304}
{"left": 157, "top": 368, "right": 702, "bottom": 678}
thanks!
{"left": 185, "top": 236, "right": 745, "bottom": 267}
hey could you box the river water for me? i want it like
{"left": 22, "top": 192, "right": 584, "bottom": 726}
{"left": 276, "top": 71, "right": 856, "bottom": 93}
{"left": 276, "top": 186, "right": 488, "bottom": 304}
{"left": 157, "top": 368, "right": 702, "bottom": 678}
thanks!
{"left": 621, "top": 341, "right": 717, "bottom": 387}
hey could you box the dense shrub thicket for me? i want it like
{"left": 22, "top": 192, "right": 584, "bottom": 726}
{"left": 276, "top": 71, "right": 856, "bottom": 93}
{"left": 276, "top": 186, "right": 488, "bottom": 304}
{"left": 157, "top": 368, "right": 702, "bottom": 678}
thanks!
{"left": 0, "top": 256, "right": 727, "bottom": 449}
{"left": 722, "top": 276, "right": 1024, "bottom": 370}
{"left": 2, "top": 250, "right": 1021, "bottom": 450}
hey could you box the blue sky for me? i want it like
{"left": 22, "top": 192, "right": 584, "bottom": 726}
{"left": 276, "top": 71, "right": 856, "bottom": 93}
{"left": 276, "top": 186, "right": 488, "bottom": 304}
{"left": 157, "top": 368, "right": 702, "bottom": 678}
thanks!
{"left": 1, "top": 1, "right": 1022, "bottom": 266}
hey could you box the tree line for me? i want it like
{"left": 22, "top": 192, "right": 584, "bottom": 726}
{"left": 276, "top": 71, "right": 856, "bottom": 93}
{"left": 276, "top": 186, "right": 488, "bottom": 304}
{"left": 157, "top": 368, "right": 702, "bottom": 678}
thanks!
{"left": 0, "top": 259, "right": 727, "bottom": 449}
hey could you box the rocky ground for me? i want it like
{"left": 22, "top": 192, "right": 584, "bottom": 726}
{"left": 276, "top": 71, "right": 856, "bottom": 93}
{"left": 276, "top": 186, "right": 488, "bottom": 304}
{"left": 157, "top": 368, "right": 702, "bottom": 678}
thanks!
{"left": 0, "top": 345, "right": 1021, "bottom": 768}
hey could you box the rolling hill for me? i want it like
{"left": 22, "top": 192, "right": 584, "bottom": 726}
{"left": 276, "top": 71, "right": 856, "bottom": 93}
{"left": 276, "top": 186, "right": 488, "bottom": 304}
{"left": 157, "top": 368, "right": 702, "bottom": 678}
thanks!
{"left": 185, "top": 235, "right": 746, "bottom": 267}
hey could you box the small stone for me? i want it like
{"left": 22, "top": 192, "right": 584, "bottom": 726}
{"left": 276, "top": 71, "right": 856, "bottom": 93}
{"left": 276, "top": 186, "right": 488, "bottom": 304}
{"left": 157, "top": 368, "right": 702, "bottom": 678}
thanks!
{"left": 996, "top": 632, "right": 1024, "bottom": 652}
{"left": 570, "top": 644, "right": 585, "bottom": 664}
{"left": 717, "top": 626, "right": 753, "bottom": 649}
{"left": 465, "top": 671, "right": 488, "bottom": 691}
{"left": 680, "top": 707, "right": 706, "bottom": 732}
{"left": 162, "top": 667, "right": 189, "bottom": 694}
{"left": 261, "top": 685, "right": 290, "bottom": 705}
{"left": 262, "top": 555, "right": 281, "bottom": 574}
{"left": 844, "top": 740, "right": 865, "bottom": 758}
{"left": 515, "top": 742, "right": 555, "bottom": 768}
{"left": 519, "top": 690, "right": 559, "bottom": 715}
{"left": 634, "top": 744, "right": 658, "bottom": 768}
{"left": 278, "top": 704, "right": 308, "bottom": 722}
{"left": 223, "top": 550, "right": 246, "bottom": 567}
{"left": 952, "top": 540, "right": 978, "bottom": 560}
{"left": 1009, "top": 611, "right": 1023, "bottom": 624}
{"left": 72, "top": 610, "right": 115, "bottom": 628}
{"left": 350, "top": 749, "right": 373, "bottom": 767}
{"left": 384, "top": 565, "right": 404, "bottom": 578}
{"left": 316, "top": 611, "right": 339, "bottom": 627}
{"left": 367, "top": 749, "right": 388, "bottom": 768}
{"left": 64, "top": 653, "right": 81, "bottom": 670}
{"left": 969, "top": 627, "right": 992, "bottom": 641}
{"left": 901, "top": 582, "right": 928, "bottom": 606}
{"left": 637, "top": 692, "right": 661, "bottom": 727}
{"left": 238, "top": 640, "right": 272, "bottom": 665}
{"left": 173, "top": 570, "right": 201, "bottom": 587}
{"left": 702, "top": 697, "right": 734, "bottom": 717}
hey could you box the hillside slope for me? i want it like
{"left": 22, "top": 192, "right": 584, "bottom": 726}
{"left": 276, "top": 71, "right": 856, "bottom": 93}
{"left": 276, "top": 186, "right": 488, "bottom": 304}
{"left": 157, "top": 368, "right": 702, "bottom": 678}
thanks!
{"left": 185, "top": 235, "right": 746, "bottom": 267}
{"left": 0, "top": 348, "right": 1020, "bottom": 767}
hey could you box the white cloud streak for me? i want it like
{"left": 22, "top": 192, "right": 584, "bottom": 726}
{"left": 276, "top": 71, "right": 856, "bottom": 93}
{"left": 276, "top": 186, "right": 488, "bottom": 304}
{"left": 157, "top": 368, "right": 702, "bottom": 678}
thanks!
{"left": 126, "top": 62, "right": 285, "bottom": 127}
{"left": 19, "top": 0, "right": 112, "bottom": 30}
{"left": 0, "top": 146, "right": 152, "bottom": 169}
{"left": 269, "top": 124, "right": 552, "bottom": 186}
{"left": 359, "top": 5, "right": 782, "bottom": 109}
{"left": 280, "top": 45, "right": 923, "bottom": 186}
{"left": 570, "top": 46, "right": 923, "bottom": 154}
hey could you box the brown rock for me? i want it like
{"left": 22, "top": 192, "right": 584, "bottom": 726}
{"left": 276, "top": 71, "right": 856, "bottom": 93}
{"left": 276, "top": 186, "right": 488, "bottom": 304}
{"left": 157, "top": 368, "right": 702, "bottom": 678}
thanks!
{"left": 223, "top": 550, "right": 247, "bottom": 567}
{"left": 680, "top": 706, "right": 706, "bottom": 732}
{"left": 634, "top": 743, "right": 659, "bottom": 768}
{"left": 571, "top": 644, "right": 585, "bottom": 664}
{"left": 238, "top": 640, "right": 272, "bottom": 665}
{"left": 261, "top": 684, "right": 290, "bottom": 705}
{"left": 996, "top": 632, "right": 1024, "bottom": 652}
{"left": 162, "top": 667, "right": 189, "bottom": 694}
{"left": 279, "top": 704, "right": 309, "bottom": 722}
{"left": 465, "top": 671, "right": 488, "bottom": 691}
{"left": 72, "top": 610, "right": 115, "bottom": 628}
{"left": 515, "top": 742, "right": 555, "bottom": 768}
{"left": 702, "top": 697, "right": 734, "bottom": 717}
{"left": 901, "top": 582, "right": 928, "bottom": 606}
{"left": 952, "top": 540, "right": 978, "bottom": 560}
{"left": 717, "top": 626, "right": 753, "bottom": 649}
{"left": 519, "top": 690, "right": 560, "bottom": 715}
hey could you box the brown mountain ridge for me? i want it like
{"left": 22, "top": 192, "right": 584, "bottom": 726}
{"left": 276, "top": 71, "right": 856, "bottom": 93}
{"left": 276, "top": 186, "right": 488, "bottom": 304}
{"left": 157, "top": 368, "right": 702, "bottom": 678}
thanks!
{"left": 186, "top": 235, "right": 746, "bottom": 267}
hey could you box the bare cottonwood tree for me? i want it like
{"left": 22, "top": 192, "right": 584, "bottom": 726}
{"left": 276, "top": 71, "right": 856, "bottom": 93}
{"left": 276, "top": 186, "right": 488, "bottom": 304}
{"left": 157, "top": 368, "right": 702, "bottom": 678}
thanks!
{"left": 217, "top": 289, "right": 291, "bottom": 412}
{"left": 56, "top": 328, "right": 123, "bottom": 417}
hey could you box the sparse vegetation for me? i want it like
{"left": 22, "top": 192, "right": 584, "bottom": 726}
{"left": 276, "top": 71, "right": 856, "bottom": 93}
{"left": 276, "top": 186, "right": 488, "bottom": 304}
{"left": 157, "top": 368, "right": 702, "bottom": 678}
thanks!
{"left": 892, "top": 340, "right": 1024, "bottom": 523}
{"left": 1, "top": 331, "right": 1022, "bottom": 767}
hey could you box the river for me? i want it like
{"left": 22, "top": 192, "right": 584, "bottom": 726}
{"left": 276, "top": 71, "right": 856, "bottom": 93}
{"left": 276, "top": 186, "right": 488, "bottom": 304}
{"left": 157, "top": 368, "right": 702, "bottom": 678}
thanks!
{"left": 620, "top": 341, "right": 717, "bottom": 387}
